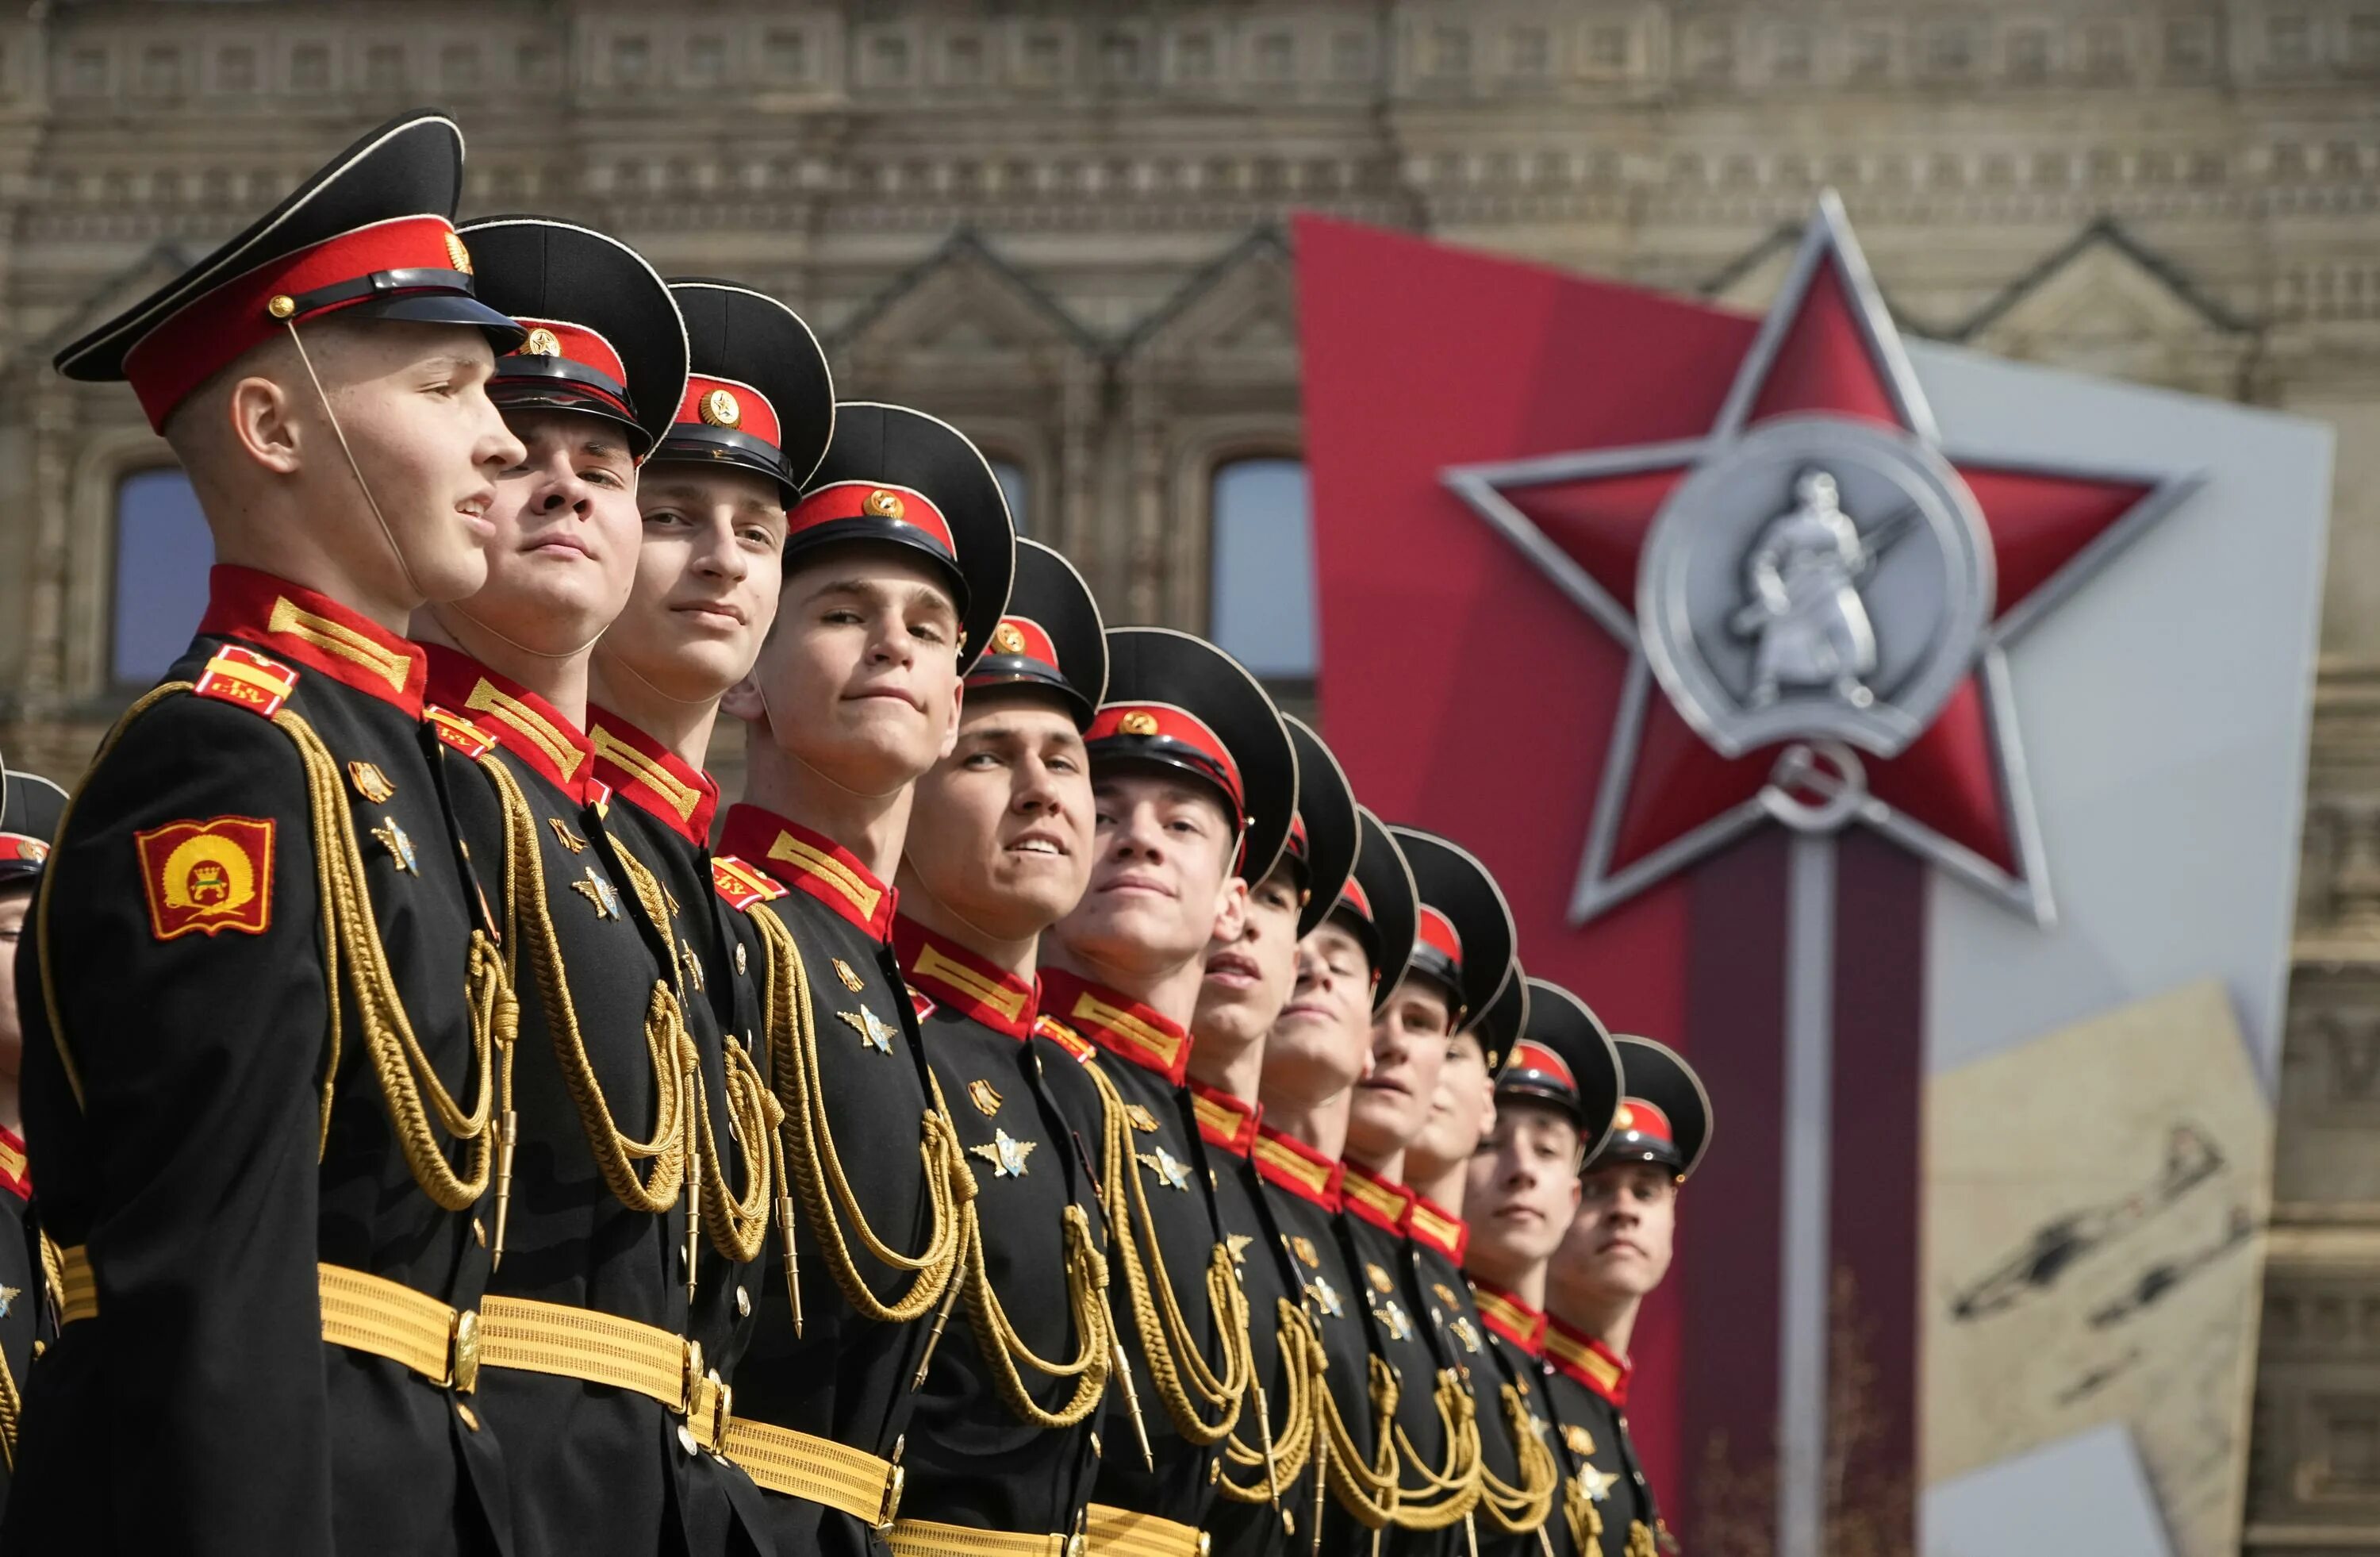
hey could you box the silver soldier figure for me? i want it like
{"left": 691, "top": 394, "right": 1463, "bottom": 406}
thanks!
{"left": 1736, "top": 467, "right": 1879, "bottom": 709}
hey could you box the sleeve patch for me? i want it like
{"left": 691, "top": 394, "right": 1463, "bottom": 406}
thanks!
{"left": 136, "top": 817, "right": 276, "bottom": 940}
{"left": 192, "top": 645, "right": 298, "bottom": 718}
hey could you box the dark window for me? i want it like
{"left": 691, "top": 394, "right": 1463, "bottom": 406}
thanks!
{"left": 364, "top": 44, "right": 405, "bottom": 91}
{"left": 113, "top": 470, "right": 213, "bottom": 686}
{"left": 218, "top": 46, "right": 256, "bottom": 91}
{"left": 1210, "top": 459, "right": 1316, "bottom": 679}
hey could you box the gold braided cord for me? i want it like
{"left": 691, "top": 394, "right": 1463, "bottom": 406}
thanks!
{"left": 746, "top": 901, "right": 965, "bottom": 1323}
{"left": 479, "top": 755, "right": 689, "bottom": 1214}
{"left": 1382, "top": 1370, "right": 1485, "bottom": 1530}
{"left": 955, "top": 1199, "right": 1112, "bottom": 1429}
{"left": 1311, "top": 1350, "right": 1404, "bottom": 1528}
{"left": 1627, "top": 1519, "right": 1659, "bottom": 1557}
{"left": 1084, "top": 1059, "right": 1250, "bottom": 1445}
{"left": 1215, "top": 1297, "right": 1316, "bottom": 1504}
{"left": 1475, "top": 1383, "right": 1560, "bottom": 1535}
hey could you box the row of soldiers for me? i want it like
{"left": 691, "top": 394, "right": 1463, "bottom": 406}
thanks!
{"left": 0, "top": 111, "right": 1714, "bottom": 1557}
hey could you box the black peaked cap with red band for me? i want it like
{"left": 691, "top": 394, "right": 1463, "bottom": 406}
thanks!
{"left": 1282, "top": 716, "right": 1358, "bottom": 939}
{"left": 459, "top": 217, "right": 688, "bottom": 458}
{"left": 1592, "top": 1035, "right": 1714, "bottom": 1182}
{"left": 1090, "top": 627, "right": 1296, "bottom": 886}
{"left": 1388, "top": 824, "right": 1516, "bottom": 1032}
{"left": 968, "top": 538, "right": 1107, "bottom": 728}
{"left": 655, "top": 279, "right": 835, "bottom": 503}
{"left": 0, "top": 765, "right": 67, "bottom": 887}
{"left": 1475, "top": 963, "right": 1531, "bottom": 1074}
{"left": 56, "top": 111, "right": 523, "bottom": 431}
{"left": 1499, "top": 978, "right": 1623, "bottom": 1161}
{"left": 795, "top": 402, "right": 1016, "bottom": 674}
{"left": 1330, "top": 806, "right": 1418, "bottom": 1015}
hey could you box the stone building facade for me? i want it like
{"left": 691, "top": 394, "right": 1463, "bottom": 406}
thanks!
{"left": 0, "top": 2, "right": 2373, "bottom": 1549}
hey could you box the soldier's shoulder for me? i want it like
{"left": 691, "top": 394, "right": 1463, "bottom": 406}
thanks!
{"left": 1031, "top": 1013, "right": 1098, "bottom": 1064}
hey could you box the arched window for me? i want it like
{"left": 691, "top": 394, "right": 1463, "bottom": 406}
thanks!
{"left": 112, "top": 467, "right": 213, "bottom": 686}
{"left": 1208, "top": 456, "right": 1315, "bottom": 680}
{"left": 988, "top": 458, "right": 1029, "bottom": 536}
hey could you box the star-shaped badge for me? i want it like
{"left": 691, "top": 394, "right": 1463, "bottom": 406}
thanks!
{"left": 969, "top": 1130, "right": 1036, "bottom": 1178}
{"left": 1443, "top": 192, "right": 2202, "bottom": 926}
{"left": 1224, "top": 1232, "right": 1252, "bottom": 1266}
{"left": 839, "top": 1006, "right": 897, "bottom": 1055}
{"left": 1578, "top": 1463, "right": 1621, "bottom": 1503}
{"left": 1136, "top": 1146, "right": 1193, "bottom": 1192}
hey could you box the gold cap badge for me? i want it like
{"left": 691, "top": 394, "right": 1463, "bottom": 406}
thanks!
{"left": 864, "top": 489, "right": 906, "bottom": 521}
{"left": 443, "top": 231, "right": 474, "bottom": 275}
{"left": 267, "top": 294, "right": 297, "bottom": 320}
{"left": 1119, "top": 710, "right": 1160, "bottom": 736}
{"left": 520, "top": 326, "right": 562, "bottom": 358}
{"left": 699, "top": 388, "right": 742, "bottom": 428}
{"left": 992, "top": 621, "right": 1029, "bottom": 655}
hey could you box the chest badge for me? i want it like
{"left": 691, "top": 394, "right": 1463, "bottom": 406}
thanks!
{"left": 968, "top": 1078, "right": 1004, "bottom": 1117}
{"left": 839, "top": 1005, "right": 898, "bottom": 1055}
{"left": 1290, "top": 1236, "right": 1320, "bottom": 1268}
{"left": 1123, "top": 1102, "right": 1161, "bottom": 1134}
{"left": 570, "top": 866, "right": 623, "bottom": 920}
{"left": 0, "top": 1283, "right": 21, "bottom": 1318}
{"left": 1375, "top": 1298, "right": 1415, "bottom": 1343}
{"left": 1564, "top": 1424, "right": 1598, "bottom": 1459}
{"left": 1580, "top": 1463, "right": 1620, "bottom": 1502}
{"left": 347, "top": 761, "right": 395, "bottom": 804}
{"left": 833, "top": 958, "right": 867, "bottom": 994}
{"left": 370, "top": 816, "right": 418, "bottom": 875}
{"left": 1366, "top": 1263, "right": 1395, "bottom": 1295}
{"left": 1305, "top": 1275, "right": 1346, "bottom": 1319}
{"left": 1224, "top": 1232, "right": 1252, "bottom": 1266}
{"left": 547, "top": 817, "right": 588, "bottom": 854}
{"left": 1450, "top": 1316, "right": 1484, "bottom": 1354}
{"left": 1433, "top": 1282, "right": 1461, "bottom": 1310}
{"left": 1137, "top": 1146, "right": 1193, "bottom": 1192}
{"left": 678, "top": 940, "right": 707, "bottom": 992}
{"left": 969, "top": 1129, "right": 1036, "bottom": 1178}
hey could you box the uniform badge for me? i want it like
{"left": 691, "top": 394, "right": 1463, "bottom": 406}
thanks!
{"left": 1123, "top": 1103, "right": 1161, "bottom": 1134}
{"left": 833, "top": 958, "right": 866, "bottom": 994}
{"left": 1304, "top": 1276, "right": 1345, "bottom": 1318}
{"left": 1136, "top": 1146, "right": 1192, "bottom": 1192}
{"left": 1290, "top": 1236, "right": 1320, "bottom": 1268}
{"left": 1224, "top": 1233, "right": 1251, "bottom": 1266}
{"left": 570, "top": 865, "right": 623, "bottom": 920}
{"left": 1366, "top": 1263, "right": 1394, "bottom": 1295}
{"left": 0, "top": 1284, "right": 21, "bottom": 1318}
{"left": 969, "top": 1129, "right": 1035, "bottom": 1178}
{"left": 1433, "top": 1282, "right": 1461, "bottom": 1311}
{"left": 1579, "top": 1463, "right": 1620, "bottom": 1501}
{"left": 839, "top": 1006, "right": 897, "bottom": 1055}
{"left": 1450, "top": 1317, "right": 1484, "bottom": 1354}
{"left": 734, "top": 944, "right": 748, "bottom": 976}
{"left": 192, "top": 645, "right": 298, "bottom": 718}
{"left": 992, "top": 621, "right": 1029, "bottom": 655}
{"left": 547, "top": 817, "right": 588, "bottom": 854}
{"left": 370, "top": 816, "right": 418, "bottom": 875}
{"left": 1118, "top": 710, "right": 1160, "bottom": 736}
{"left": 1564, "top": 1424, "right": 1597, "bottom": 1459}
{"left": 968, "top": 1079, "right": 1004, "bottom": 1117}
{"left": 679, "top": 940, "right": 706, "bottom": 992}
{"left": 1374, "top": 1298, "right": 1415, "bottom": 1342}
{"left": 346, "top": 761, "right": 395, "bottom": 804}
{"left": 136, "top": 817, "right": 275, "bottom": 940}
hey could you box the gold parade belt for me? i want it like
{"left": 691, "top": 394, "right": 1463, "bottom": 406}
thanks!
{"left": 55, "top": 1249, "right": 902, "bottom": 1528}
{"left": 1081, "top": 1505, "right": 1211, "bottom": 1557}
{"left": 887, "top": 1516, "right": 1077, "bottom": 1557}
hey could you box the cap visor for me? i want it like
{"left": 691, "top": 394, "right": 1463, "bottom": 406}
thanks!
{"left": 344, "top": 292, "right": 527, "bottom": 352}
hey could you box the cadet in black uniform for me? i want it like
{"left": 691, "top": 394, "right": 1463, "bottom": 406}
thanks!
{"left": 1042, "top": 627, "right": 1296, "bottom": 1556}
{"left": 1542, "top": 1039, "right": 1711, "bottom": 1557}
{"left": 7, "top": 114, "right": 531, "bottom": 1555}
{"left": 1191, "top": 716, "right": 1363, "bottom": 1555}
{"left": 1463, "top": 979, "right": 1626, "bottom": 1557}
{"left": 0, "top": 763, "right": 64, "bottom": 1512}
{"left": 885, "top": 538, "right": 1116, "bottom": 1553}
{"left": 709, "top": 402, "right": 1015, "bottom": 1555}
{"left": 584, "top": 276, "right": 835, "bottom": 1555}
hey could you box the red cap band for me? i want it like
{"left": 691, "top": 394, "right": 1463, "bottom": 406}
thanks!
{"left": 1087, "top": 702, "right": 1245, "bottom": 817}
{"left": 502, "top": 315, "right": 632, "bottom": 417}
{"left": 1338, "top": 877, "right": 1374, "bottom": 921}
{"left": 673, "top": 373, "right": 781, "bottom": 452}
{"left": 1416, "top": 905, "right": 1464, "bottom": 971}
{"left": 1612, "top": 1098, "right": 1674, "bottom": 1144}
{"left": 0, "top": 835, "right": 49, "bottom": 866}
{"left": 787, "top": 480, "right": 957, "bottom": 559}
{"left": 122, "top": 213, "right": 475, "bottom": 431}
{"left": 1507, "top": 1039, "right": 1576, "bottom": 1092}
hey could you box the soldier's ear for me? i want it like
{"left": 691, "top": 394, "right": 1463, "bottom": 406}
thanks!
{"left": 720, "top": 669, "right": 768, "bottom": 728}
{"left": 1211, "top": 872, "right": 1249, "bottom": 948}
{"left": 226, "top": 372, "right": 303, "bottom": 477}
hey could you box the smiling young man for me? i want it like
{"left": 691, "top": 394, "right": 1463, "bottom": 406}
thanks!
{"left": 1040, "top": 626, "right": 1297, "bottom": 1555}
{"left": 709, "top": 402, "right": 1015, "bottom": 1557}
{"left": 1461, "top": 981, "right": 1623, "bottom": 1557}
{"left": 7, "top": 116, "right": 532, "bottom": 1555}
{"left": 883, "top": 539, "right": 1118, "bottom": 1553}
{"left": 1542, "top": 1038, "right": 1712, "bottom": 1557}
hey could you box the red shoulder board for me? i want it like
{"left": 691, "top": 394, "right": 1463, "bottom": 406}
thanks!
{"left": 908, "top": 983, "right": 938, "bottom": 1021}
{"left": 712, "top": 854, "right": 786, "bottom": 912}
{"left": 1035, "top": 1013, "right": 1096, "bottom": 1064}
{"left": 424, "top": 705, "right": 496, "bottom": 760}
{"left": 193, "top": 645, "right": 298, "bottom": 719}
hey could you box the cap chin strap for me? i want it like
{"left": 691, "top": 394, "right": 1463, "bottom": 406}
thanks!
{"left": 284, "top": 318, "right": 426, "bottom": 606}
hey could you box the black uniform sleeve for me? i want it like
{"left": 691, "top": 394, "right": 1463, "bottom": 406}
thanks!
{"left": 27, "top": 695, "right": 335, "bottom": 1551}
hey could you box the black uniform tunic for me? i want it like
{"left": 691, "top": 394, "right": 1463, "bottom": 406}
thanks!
{"left": 424, "top": 649, "right": 697, "bottom": 1557}
{"left": 712, "top": 804, "right": 940, "bottom": 1557}
{"left": 1041, "top": 970, "right": 1238, "bottom": 1536}
{"left": 1470, "top": 1279, "right": 1561, "bottom": 1557}
{"left": 1408, "top": 1205, "right": 1538, "bottom": 1557}
{"left": 9, "top": 568, "right": 509, "bottom": 1556}
{"left": 586, "top": 709, "right": 775, "bottom": 1555}
{"left": 1338, "top": 1163, "right": 1469, "bottom": 1557}
{"left": 1541, "top": 1316, "right": 1661, "bottom": 1557}
{"left": 0, "top": 1130, "right": 46, "bottom": 1522}
{"left": 892, "top": 921, "right": 1106, "bottom": 1536}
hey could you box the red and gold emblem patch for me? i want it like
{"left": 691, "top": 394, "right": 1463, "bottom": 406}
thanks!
{"left": 193, "top": 645, "right": 298, "bottom": 719}
{"left": 136, "top": 817, "right": 275, "bottom": 940}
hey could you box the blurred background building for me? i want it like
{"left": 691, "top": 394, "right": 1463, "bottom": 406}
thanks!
{"left": 0, "top": 2, "right": 2372, "bottom": 1548}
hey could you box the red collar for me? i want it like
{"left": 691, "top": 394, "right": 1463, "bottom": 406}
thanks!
{"left": 1038, "top": 969, "right": 1192, "bottom": 1086}
{"left": 1340, "top": 1158, "right": 1416, "bottom": 1235}
{"left": 719, "top": 805, "right": 898, "bottom": 942}
{"left": 586, "top": 707, "right": 718, "bottom": 845}
{"left": 198, "top": 565, "right": 428, "bottom": 716}
{"left": 1545, "top": 1315, "right": 1630, "bottom": 1405}
{"left": 0, "top": 1127, "right": 28, "bottom": 1202}
{"left": 1404, "top": 1191, "right": 1470, "bottom": 1263}
{"left": 893, "top": 918, "right": 1038, "bottom": 1040}
{"left": 421, "top": 644, "right": 596, "bottom": 802}
{"left": 1186, "top": 1078, "right": 1261, "bottom": 1158}
{"left": 1468, "top": 1277, "right": 1546, "bottom": 1358}
{"left": 1251, "top": 1124, "right": 1342, "bottom": 1211}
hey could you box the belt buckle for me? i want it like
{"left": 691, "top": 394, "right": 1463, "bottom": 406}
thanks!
{"left": 685, "top": 1370, "right": 731, "bottom": 1453}
{"left": 450, "top": 1308, "right": 480, "bottom": 1395}
{"left": 875, "top": 1462, "right": 904, "bottom": 1532}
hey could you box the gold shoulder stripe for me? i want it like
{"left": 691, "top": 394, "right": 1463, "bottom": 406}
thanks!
{"left": 467, "top": 679, "right": 585, "bottom": 780}
{"left": 267, "top": 595, "right": 409, "bottom": 694}
{"left": 1068, "top": 991, "right": 1183, "bottom": 1072}
{"left": 912, "top": 942, "right": 1027, "bottom": 1021}
{"left": 0, "top": 1134, "right": 26, "bottom": 1184}
{"left": 767, "top": 831, "right": 883, "bottom": 922}
{"left": 1545, "top": 1326, "right": 1623, "bottom": 1393}
{"left": 1251, "top": 1135, "right": 1333, "bottom": 1196}
{"left": 591, "top": 727, "right": 700, "bottom": 821}
{"left": 1342, "top": 1174, "right": 1404, "bottom": 1222}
